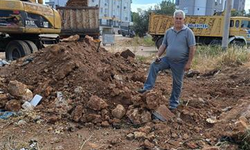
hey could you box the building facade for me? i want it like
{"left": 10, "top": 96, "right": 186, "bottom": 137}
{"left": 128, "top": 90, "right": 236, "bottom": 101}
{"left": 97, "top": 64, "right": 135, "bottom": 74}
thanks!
{"left": 232, "top": 0, "right": 245, "bottom": 11}
{"left": 46, "top": 0, "right": 132, "bottom": 29}
{"left": 176, "top": 0, "right": 224, "bottom": 16}
{"left": 176, "top": 0, "right": 246, "bottom": 16}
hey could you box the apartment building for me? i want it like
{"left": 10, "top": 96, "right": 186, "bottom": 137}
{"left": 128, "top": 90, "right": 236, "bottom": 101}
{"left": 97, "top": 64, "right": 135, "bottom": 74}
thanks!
{"left": 232, "top": 0, "right": 245, "bottom": 11}
{"left": 176, "top": 0, "right": 246, "bottom": 16}
{"left": 175, "top": 0, "right": 224, "bottom": 15}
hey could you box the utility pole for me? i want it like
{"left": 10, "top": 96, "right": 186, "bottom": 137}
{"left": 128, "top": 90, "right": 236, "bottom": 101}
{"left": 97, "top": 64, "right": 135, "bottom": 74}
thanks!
{"left": 222, "top": 0, "right": 232, "bottom": 50}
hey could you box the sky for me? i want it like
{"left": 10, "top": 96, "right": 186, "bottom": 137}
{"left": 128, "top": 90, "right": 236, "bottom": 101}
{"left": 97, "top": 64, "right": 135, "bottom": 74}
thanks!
{"left": 131, "top": 0, "right": 250, "bottom": 13}
{"left": 43, "top": 0, "right": 250, "bottom": 13}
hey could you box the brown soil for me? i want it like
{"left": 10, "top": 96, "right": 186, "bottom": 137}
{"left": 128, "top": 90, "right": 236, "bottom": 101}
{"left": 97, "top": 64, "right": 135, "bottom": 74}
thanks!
{"left": 0, "top": 38, "right": 249, "bottom": 150}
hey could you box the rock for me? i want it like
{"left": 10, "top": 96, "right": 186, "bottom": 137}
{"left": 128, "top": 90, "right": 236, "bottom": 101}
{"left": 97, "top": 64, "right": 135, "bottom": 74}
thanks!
{"left": 153, "top": 105, "right": 175, "bottom": 122}
{"left": 8, "top": 80, "right": 27, "bottom": 97}
{"left": 186, "top": 141, "right": 198, "bottom": 149}
{"left": 183, "top": 133, "right": 189, "bottom": 140}
{"left": 145, "top": 92, "right": 162, "bottom": 110}
{"left": 134, "top": 131, "right": 147, "bottom": 139}
{"left": 101, "top": 109, "right": 110, "bottom": 117}
{"left": 143, "top": 139, "right": 155, "bottom": 149}
{"left": 0, "top": 94, "right": 8, "bottom": 108}
{"left": 5, "top": 100, "right": 21, "bottom": 111}
{"left": 127, "top": 108, "right": 151, "bottom": 125}
{"left": 168, "top": 140, "right": 180, "bottom": 147}
{"left": 171, "top": 133, "right": 178, "bottom": 138}
{"left": 114, "top": 75, "right": 123, "bottom": 81}
{"left": 138, "top": 125, "right": 151, "bottom": 134}
{"left": 17, "top": 120, "right": 27, "bottom": 126}
{"left": 127, "top": 108, "right": 141, "bottom": 125}
{"left": 71, "top": 105, "right": 83, "bottom": 122}
{"left": 202, "top": 146, "right": 220, "bottom": 150}
{"left": 86, "top": 114, "right": 102, "bottom": 123}
{"left": 47, "top": 115, "right": 61, "bottom": 124}
{"left": 120, "top": 49, "right": 135, "bottom": 59}
{"left": 234, "top": 119, "right": 249, "bottom": 133}
{"left": 126, "top": 133, "right": 134, "bottom": 140}
{"left": 22, "top": 89, "right": 33, "bottom": 101}
{"left": 0, "top": 94, "right": 8, "bottom": 100}
{"left": 87, "top": 142, "right": 99, "bottom": 149}
{"left": 112, "top": 104, "right": 126, "bottom": 119}
{"left": 140, "top": 110, "right": 152, "bottom": 124}
{"left": 101, "top": 121, "right": 110, "bottom": 127}
{"left": 50, "top": 137, "right": 61, "bottom": 144}
{"left": 74, "top": 86, "right": 84, "bottom": 94}
{"left": 87, "top": 95, "right": 108, "bottom": 111}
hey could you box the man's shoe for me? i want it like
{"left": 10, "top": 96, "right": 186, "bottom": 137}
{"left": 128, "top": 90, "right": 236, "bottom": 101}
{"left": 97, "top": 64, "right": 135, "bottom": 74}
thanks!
{"left": 138, "top": 88, "right": 147, "bottom": 94}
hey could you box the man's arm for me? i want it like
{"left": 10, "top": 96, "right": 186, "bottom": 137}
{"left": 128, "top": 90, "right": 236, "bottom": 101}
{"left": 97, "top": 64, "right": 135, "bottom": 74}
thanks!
{"left": 156, "top": 45, "right": 166, "bottom": 59}
{"left": 185, "top": 46, "right": 196, "bottom": 71}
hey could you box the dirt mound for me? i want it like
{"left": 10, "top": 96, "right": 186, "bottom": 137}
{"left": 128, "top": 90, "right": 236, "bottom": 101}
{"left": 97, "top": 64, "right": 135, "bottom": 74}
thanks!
{"left": 0, "top": 38, "right": 250, "bottom": 149}
{"left": 0, "top": 38, "right": 166, "bottom": 126}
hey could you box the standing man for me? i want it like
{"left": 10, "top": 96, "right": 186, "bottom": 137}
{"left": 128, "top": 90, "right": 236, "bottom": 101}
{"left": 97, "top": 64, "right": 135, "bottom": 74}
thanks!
{"left": 138, "top": 10, "right": 196, "bottom": 110}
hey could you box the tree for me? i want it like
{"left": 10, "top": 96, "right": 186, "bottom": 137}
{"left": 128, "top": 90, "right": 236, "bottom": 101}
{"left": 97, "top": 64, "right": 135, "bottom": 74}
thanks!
{"left": 132, "top": 0, "right": 175, "bottom": 37}
{"left": 231, "top": 10, "right": 245, "bottom": 16}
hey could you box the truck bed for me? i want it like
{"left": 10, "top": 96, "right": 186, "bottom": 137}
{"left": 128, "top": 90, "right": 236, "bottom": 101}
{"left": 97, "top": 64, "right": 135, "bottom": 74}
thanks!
{"left": 57, "top": 6, "right": 100, "bottom": 38}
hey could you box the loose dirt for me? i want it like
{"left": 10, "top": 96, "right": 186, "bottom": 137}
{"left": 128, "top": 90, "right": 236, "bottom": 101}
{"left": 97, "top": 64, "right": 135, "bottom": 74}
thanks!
{"left": 0, "top": 38, "right": 249, "bottom": 150}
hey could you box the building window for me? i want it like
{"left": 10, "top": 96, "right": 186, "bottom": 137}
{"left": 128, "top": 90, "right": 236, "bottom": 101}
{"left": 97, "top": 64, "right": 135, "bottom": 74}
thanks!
{"left": 235, "top": 20, "right": 239, "bottom": 28}
{"left": 92, "top": 0, "right": 94, "bottom": 2}
{"left": 230, "top": 20, "right": 234, "bottom": 27}
{"left": 117, "top": 5, "right": 119, "bottom": 8}
{"left": 124, "top": 6, "right": 126, "bottom": 9}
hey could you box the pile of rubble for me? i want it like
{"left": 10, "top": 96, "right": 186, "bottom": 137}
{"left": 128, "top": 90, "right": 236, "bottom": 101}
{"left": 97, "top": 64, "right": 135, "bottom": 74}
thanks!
{"left": 1, "top": 37, "right": 250, "bottom": 149}
{"left": 0, "top": 37, "right": 170, "bottom": 127}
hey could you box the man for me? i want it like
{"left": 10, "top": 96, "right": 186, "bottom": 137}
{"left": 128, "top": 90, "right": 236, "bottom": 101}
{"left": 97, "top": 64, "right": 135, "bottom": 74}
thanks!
{"left": 138, "top": 10, "right": 196, "bottom": 110}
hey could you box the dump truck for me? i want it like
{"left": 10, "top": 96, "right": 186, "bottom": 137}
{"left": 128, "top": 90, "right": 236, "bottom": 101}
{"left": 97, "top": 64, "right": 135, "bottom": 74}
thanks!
{"left": 57, "top": 6, "right": 99, "bottom": 39}
{"left": 149, "top": 13, "right": 250, "bottom": 49}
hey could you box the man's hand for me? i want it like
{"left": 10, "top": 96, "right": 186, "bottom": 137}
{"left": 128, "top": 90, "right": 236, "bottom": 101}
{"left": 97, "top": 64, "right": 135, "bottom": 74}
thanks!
{"left": 184, "top": 62, "right": 191, "bottom": 71}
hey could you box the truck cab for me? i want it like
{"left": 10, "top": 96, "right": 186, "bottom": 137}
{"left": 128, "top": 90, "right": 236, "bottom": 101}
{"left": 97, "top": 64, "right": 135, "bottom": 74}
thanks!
{"left": 230, "top": 17, "right": 250, "bottom": 45}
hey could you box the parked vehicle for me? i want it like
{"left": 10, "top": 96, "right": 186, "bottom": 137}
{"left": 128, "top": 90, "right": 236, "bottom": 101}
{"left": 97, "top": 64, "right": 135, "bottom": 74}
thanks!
{"left": 149, "top": 12, "right": 250, "bottom": 49}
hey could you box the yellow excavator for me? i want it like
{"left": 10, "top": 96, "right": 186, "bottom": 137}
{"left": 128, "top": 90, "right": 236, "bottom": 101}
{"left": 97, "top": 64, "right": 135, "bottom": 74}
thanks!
{"left": 0, "top": 0, "right": 61, "bottom": 60}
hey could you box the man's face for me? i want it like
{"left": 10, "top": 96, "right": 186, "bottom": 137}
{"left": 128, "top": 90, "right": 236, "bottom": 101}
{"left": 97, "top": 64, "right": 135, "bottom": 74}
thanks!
{"left": 174, "top": 13, "right": 185, "bottom": 28}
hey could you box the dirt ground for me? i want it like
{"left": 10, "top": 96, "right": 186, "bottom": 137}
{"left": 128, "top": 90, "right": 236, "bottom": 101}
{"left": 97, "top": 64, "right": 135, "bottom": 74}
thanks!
{"left": 0, "top": 36, "right": 250, "bottom": 150}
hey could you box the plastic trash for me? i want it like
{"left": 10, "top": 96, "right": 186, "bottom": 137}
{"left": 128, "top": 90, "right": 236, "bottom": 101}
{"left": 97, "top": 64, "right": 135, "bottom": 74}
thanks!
{"left": 57, "top": 91, "right": 64, "bottom": 101}
{"left": 30, "top": 94, "right": 42, "bottom": 107}
{"left": 22, "top": 101, "right": 34, "bottom": 111}
{"left": 0, "top": 59, "right": 10, "bottom": 67}
{"left": 0, "top": 111, "right": 15, "bottom": 119}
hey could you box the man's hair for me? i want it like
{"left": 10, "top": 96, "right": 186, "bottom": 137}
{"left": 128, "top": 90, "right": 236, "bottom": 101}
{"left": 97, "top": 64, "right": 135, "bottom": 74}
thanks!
{"left": 173, "top": 10, "right": 185, "bottom": 19}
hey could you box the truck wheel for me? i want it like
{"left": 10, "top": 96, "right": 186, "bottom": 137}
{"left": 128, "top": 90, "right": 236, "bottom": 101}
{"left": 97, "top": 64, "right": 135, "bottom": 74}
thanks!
{"left": 5, "top": 40, "right": 31, "bottom": 60}
{"left": 231, "top": 40, "right": 245, "bottom": 47}
{"left": 24, "top": 40, "right": 38, "bottom": 53}
{"left": 156, "top": 37, "right": 163, "bottom": 49}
